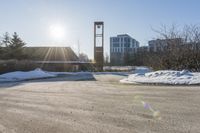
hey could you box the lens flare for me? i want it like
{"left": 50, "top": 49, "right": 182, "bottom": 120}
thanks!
{"left": 134, "top": 95, "right": 143, "bottom": 101}
{"left": 153, "top": 111, "right": 162, "bottom": 120}
{"left": 142, "top": 101, "right": 151, "bottom": 110}
{"left": 134, "top": 95, "right": 162, "bottom": 120}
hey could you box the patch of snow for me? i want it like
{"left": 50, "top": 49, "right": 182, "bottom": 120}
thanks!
{"left": 120, "top": 70, "right": 200, "bottom": 85}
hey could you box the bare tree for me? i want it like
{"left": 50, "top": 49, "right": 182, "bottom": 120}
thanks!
{"left": 152, "top": 24, "right": 200, "bottom": 71}
{"left": 104, "top": 53, "right": 109, "bottom": 65}
{"left": 134, "top": 24, "right": 200, "bottom": 71}
{"left": 79, "top": 53, "right": 89, "bottom": 62}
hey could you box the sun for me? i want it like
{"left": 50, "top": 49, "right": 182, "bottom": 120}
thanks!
{"left": 49, "top": 24, "right": 66, "bottom": 41}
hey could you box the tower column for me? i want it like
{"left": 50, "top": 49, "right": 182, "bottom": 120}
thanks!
{"left": 94, "top": 21, "right": 104, "bottom": 71}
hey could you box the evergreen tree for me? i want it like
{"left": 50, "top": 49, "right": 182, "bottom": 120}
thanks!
{"left": 0, "top": 38, "right": 2, "bottom": 58}
{"left": 0, "top": 32, "right": 11, "bottom": 59}
{"left": 2, "top": 32, "right": 11, "bottom": 47}
{"left": 9, "top": 32, "right": 26, "bottom": 59}
{"left": 10, "top": 32, "right": 26, "bottom": 49}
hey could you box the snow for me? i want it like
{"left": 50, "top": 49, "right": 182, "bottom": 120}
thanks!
{"left": 120, "top": 69, "right": 200, "bottom": 85}
{"left": 0, "top": 69, "right": 94, "bottom": 82}
{"left": 1, "top": 67, "right": 199, "bottom": 85}
{"left": 0, "top": 68, "right": 56, "bottom": 82}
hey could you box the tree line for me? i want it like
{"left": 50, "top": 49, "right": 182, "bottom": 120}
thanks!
{"left": 0, "top": 32, "right": 26, "bottom": 60}
{"left": 124, "top": 24, "right": 200, "bottom": 72}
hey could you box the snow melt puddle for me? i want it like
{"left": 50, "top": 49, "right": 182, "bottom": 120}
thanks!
{"left": 120, "top": 70, "right": 200, "bottom": 85}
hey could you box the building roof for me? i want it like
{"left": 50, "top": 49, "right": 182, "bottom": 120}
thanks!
{"left": 110, "top": 34, "right": 131, "bottom": 38}
{"left": 117, "top": 34, "right": 130, "bottom": 37}
{"left": 23, "top": 47, "right": 78, "bottom": 61}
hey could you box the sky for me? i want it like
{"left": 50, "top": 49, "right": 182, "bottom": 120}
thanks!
{"left": 0, "top": 0, "right": 200, "bottom": 58}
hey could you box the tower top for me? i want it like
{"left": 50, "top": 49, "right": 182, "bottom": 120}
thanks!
{"left": 94, "top": 21, "right": 104, "bottom": 25}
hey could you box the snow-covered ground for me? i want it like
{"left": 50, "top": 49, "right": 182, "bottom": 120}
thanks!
{"left": 121, "top": 69, "right": 200, "bottom": 85}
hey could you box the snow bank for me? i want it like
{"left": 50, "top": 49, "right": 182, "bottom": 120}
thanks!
{"left": 0, "top": 69, "right": 94, "bottom": 82}
{"left": 120, "top": 70, "right": 200, "bottom": 85}
{"left": 0, "top": 68, "right": 56, "bottom": 82}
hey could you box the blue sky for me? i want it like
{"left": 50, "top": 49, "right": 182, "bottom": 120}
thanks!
{"left": 0, "top": 0, "right": 200, "bottom": 58}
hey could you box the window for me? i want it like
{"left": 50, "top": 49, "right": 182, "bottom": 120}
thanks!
{"left": 113, "top": 37, "right": 119, "bottom": 42}
{"left": 124, "top": 37, "right": 130, "bottom": 43}
{"left": 113, "top": 43, "right": 119, "bottom": 47}
{"left": 124, "top": 43, "right": 130, "bottom": 47}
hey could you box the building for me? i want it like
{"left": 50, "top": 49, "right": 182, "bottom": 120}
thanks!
{"left": 110, "top": 34, "right": 139, "bottom": 65}
{"left": 148, "top": 38, "right": 183, "bottom": 52}
{"left": 23, "top": 47, "right": 78, "bottom": 61}
{"left": 22, "top": 47, "right": 83, "bottom": 71}
{"left": 0, "top": 46, "right": 86, "bottom": 73}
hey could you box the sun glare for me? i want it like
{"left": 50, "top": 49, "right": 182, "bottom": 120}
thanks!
{"left": 49, "top": 24, "right": 66, "bottom": 41}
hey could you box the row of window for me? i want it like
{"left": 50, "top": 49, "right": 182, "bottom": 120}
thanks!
{"left": 111, "top": 37, "right": 132, "bottom": 43}
{"left": 111, "top": 48, "right": 138, "bottom": 53}
{"left": 112, "top": 43, "right": 138, "bottom": 48}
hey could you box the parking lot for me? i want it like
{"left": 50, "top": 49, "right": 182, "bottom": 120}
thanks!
{"left": 0, "top": 75, "right": 200, "bottom": 133}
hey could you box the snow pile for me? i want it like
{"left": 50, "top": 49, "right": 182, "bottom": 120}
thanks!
{"left": 120, "top": 70, "right": 200, "bottom": 85}
{"left": 0, "top": 68, "right": 56, "bottom": 82}
{"left": 0, "top": 69, "right": 95, "bottom": 82}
